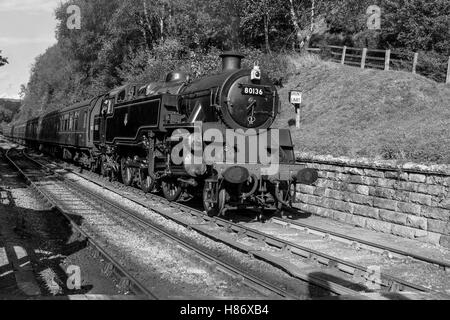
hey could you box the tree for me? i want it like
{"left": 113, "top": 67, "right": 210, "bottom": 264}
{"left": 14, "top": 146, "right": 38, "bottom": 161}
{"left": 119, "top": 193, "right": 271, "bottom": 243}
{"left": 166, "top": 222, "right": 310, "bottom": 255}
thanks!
{"left": 288, "top": 0, "right": 330, "bottom": 50}
{"left": 240, "top": 0, "right": 286, "bottom": 53}
{"left": 381, "top": 0, "right": 450, "bottom": 55}
{"left": 0, "top": 50, "right": 8, "bottom": 67}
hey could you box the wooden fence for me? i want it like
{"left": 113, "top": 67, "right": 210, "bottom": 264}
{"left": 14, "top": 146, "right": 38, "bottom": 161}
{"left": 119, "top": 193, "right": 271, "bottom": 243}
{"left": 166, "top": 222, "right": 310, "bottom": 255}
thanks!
{"left": 307, "top": 46, "right": 450, "bottom": 85}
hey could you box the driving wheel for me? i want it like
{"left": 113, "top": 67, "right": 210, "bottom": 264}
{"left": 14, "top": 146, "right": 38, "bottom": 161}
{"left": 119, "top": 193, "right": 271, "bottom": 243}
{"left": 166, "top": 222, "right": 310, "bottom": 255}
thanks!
{"left": 120, "top": 157, "right": 132, "bottom": 186}
{"left": 162, "top": 179, "right": 182, "bottom": 202}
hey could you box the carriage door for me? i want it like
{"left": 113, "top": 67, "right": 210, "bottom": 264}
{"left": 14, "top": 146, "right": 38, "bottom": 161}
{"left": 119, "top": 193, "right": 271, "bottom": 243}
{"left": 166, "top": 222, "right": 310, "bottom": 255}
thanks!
{"left": 100, "top": 98, "right": 114, "bottom": 144}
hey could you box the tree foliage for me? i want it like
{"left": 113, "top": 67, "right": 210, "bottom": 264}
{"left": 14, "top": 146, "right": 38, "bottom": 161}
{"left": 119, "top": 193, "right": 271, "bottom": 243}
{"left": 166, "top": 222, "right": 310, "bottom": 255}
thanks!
{"left": 0, "top": 50, "right": 8, "bottom": 67}
{"left": 16, "top": 0, "right": 450, "bottom": 121}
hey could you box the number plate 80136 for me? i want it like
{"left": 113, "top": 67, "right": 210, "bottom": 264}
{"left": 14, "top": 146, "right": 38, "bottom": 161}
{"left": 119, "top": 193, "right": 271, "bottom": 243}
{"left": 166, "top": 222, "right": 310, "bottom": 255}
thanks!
{"left": 242, "top": 85, "right": 266, "bottom": 96}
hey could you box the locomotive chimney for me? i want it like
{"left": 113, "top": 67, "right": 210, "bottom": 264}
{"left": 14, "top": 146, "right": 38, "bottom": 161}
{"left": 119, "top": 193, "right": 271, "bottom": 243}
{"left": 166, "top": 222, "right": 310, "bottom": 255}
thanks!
{"left": 220, "top": 52, "right": 245, "bottom": 71}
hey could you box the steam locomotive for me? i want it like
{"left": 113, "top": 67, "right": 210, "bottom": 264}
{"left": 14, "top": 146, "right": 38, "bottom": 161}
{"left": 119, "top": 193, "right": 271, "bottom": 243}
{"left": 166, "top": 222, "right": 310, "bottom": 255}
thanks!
{"left": 5, "top": 52, "right": 318, "bottom": 217}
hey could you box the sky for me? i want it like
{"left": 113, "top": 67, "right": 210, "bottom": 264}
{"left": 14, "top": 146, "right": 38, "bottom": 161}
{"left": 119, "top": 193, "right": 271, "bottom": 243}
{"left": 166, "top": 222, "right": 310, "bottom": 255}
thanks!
{"left": 0, "top": 0, "right": 64, "bottom": 99}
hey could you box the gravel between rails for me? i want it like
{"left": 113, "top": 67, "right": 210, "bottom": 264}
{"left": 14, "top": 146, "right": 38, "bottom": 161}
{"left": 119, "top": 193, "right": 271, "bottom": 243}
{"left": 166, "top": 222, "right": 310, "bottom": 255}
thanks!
{"left": 242, "top": 222, "right": 450, "bottom": 293}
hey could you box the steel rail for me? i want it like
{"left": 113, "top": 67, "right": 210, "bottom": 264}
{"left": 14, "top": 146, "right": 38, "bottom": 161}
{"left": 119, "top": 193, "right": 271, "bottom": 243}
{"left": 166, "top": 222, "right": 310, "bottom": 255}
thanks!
{"left": 22, "top": 151, "right": 301, "bottom": 300}
{"left": 4, "top": 148, "right": 159, "bottom": 300}
{"left": 32, "top": 156, "right": 433, "bottom": 296}
{"left": 271, "top": 217, "right": 450, "bottom": 272}
{"left": 90, "top": 177, "right": 432, "bottom": 294}
{"left": 29, "top": 154, "right": 364, "bottom": 297}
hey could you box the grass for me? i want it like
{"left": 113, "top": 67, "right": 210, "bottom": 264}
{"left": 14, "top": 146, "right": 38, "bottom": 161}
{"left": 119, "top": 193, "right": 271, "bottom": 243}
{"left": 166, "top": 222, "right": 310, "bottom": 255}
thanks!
{"left": 274, "top": 54, "right": 450, "bottom": 165}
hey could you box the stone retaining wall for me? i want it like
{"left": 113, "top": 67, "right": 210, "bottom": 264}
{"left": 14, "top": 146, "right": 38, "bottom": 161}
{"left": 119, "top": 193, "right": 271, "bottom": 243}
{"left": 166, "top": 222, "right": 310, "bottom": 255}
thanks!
{"left": 295, "top": 154, "right": 450, "bottom": 248}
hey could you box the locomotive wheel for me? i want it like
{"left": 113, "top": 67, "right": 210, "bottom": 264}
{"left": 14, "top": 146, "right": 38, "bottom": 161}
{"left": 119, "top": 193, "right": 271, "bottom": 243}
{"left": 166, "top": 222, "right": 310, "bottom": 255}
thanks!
{"left": 203, "top": 185, "right": 227, "bottom": 217}
{"left": 140, "top": 170, "right": 155, "bottom": 194}
{"left": 120, "top": 158, "right": 133, "bottom": 186}
{"left": 162, "top": 179, "right": 182, "bottom": 202}
{"left": 100, "top": 158, "right": 108, "bottom": 177}
{"left": 90, "top": 160, "right": 98, "bottom": 173}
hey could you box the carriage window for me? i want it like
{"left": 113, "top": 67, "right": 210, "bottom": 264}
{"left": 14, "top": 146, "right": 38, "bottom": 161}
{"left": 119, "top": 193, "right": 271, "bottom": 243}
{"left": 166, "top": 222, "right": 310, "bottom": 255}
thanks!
{"left": 64, "top": 115, "right": 69, "bottom": 131}
{"left": 128, "top": 86, "right": 136, "bottom": 100}
{"left": 118, "top": 90, "right": 126, "bottom": 102}
{"left": 84, "top": 111, "right": 88, "bottom": 129}
{"left": 74, "top": 112, "right": 79, "bottom": 130}
{"left": 69, "top": 113, "right": 73, "bottom": 131}
{"left": 101, "top": 100, "right": 108, "bottom": 115}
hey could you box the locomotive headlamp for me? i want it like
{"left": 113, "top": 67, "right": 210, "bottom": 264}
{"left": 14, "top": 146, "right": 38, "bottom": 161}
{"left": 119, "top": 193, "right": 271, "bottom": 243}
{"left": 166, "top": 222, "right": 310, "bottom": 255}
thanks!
{"left": 251, "top": 64, "right": 261, "bottom": 81}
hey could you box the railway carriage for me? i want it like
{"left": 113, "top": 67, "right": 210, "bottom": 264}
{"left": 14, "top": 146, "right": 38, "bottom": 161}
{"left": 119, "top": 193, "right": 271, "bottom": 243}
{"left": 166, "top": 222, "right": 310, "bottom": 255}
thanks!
{"left": 7, "top": 52, "right": 318, "bottom": 217}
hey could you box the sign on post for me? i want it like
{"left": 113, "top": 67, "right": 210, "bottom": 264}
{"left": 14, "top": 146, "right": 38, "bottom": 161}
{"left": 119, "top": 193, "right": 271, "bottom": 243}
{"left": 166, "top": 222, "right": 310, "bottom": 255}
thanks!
{"left": 289, "top": 91, "right": 302, "bottom": 129}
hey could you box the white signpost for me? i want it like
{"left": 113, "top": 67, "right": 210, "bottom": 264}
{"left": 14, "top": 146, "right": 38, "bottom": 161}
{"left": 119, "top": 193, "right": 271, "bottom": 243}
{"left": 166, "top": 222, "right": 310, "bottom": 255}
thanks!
{"left": 289, "top": 91, "right": 302, "bottom": 129}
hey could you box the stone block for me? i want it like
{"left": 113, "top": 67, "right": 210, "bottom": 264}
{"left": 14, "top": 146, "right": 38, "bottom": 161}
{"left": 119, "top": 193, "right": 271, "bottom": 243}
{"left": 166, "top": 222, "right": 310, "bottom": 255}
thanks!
{"left": 373, "top": 198, "right": 398, "bottom": 211}
{"left": 364, "top": 169, "right": 385, "bottom": 178}
{"left": 348, "top": 168, "right": 365, "bottom": 176}
{"left": 391, "top": 225, "right": 415, "bottom": 239}
{"left": 393, "top": 190, "right": 410, "bottom": 202}
{"left": 397, "top": 202, "right": 421, "bottom": 215}
{"left": 379, "top": 210, "right": 407, "bottom": 225}
{"left": 385, "top": 171, "right": 399, "bottom": 179}
{"left": 406, "top": 215, "right": 427, "bottom": 230}
{"left": 366, "top": 220, "right": 392, "bottom": 234}
{"left": 299, "top": 185, "right": 315, "bottom": 195}
{"left": 370, "top": 187, "right": 395, "bottom": 199}
{"left": 355, "top": 185, "right": 370, "bottom": 196}
{"left": 348, "top": 193, "right": 373, "bottom": 206}
{"left": 421, "top": 232, "right": 442, "bottom": 246}
{"left": 409, "top": 174, "right": 427, "bottom": 183}
{"left": 333, "top": 211, "right": 350, "bottom": 223}
{"left": 353, "top": 204, "right": 379, "bottom": 219}
{"left": 440, "top": 236, "right": 450, "bottom": 249}
{"left": 439, "top": 199, "right": 450, "bottom": 210}
{"left": 427, "top": 219, "right": 447, "bottom": 234}
{"left": 394, "top": 181, "right": 419, "bottom": 192}
{"left": 409, "top": 192, "right": 432, "bottom": 206}
{"left": 421, "top": 207, "right": 450, "bottom": 220}
{"left": 350, "top": 215, "right": 368, "bottom": 228}
{"left": 313, "top": 187, "right": 327, "bottom": 197}
{"left": 377, "top": 178, "right": 396, "bottom": 188}
{"left": 316, "top": 206, "right": 333, "bottom": 218}
{"left": 418, "top": 184, "right": 445, "bottom": 196}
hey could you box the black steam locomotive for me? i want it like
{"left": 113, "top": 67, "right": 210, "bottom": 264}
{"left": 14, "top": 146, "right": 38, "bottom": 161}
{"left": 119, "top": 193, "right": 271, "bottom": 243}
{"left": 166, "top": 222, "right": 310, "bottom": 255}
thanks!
{"left": 6, "top": 52, "right": 318, "bottom": 216}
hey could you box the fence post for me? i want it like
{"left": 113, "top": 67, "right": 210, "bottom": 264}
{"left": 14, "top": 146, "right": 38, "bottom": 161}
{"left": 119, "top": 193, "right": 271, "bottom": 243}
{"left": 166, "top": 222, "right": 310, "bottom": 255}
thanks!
{"left": 341, "top": 46, "right": 347, "bottom": 65}
{"left": 447, "top": 56, "right": 450, "bottom": 85}
{"left": 361, "top": 48, "right": 367, "bottom": 69}
{"left": 384, "top": 49, "right": 391, "bottom": 71}
{"left": 412, "top": 52, "right": 419, "bottom": 74}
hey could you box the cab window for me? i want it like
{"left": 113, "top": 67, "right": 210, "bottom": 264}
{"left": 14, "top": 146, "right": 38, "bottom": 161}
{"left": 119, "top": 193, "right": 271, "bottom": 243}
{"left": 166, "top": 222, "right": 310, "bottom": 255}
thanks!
{"left": 107, "top": 100, "right": 114, "bottom": 114}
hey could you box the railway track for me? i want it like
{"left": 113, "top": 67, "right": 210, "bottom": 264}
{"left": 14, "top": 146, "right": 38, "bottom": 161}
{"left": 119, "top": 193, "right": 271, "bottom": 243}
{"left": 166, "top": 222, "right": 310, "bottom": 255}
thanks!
{"left": 4, "top": 148, "right": 158, "bottom": 299}
{"left": 271, "top": 217, "right": 450, "bottom": 272}
{"left": 3, "top": 147, "right": 303, "bottom": 300}
{"left": 27, "top": 151, "right": 450, "bottom": 298}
